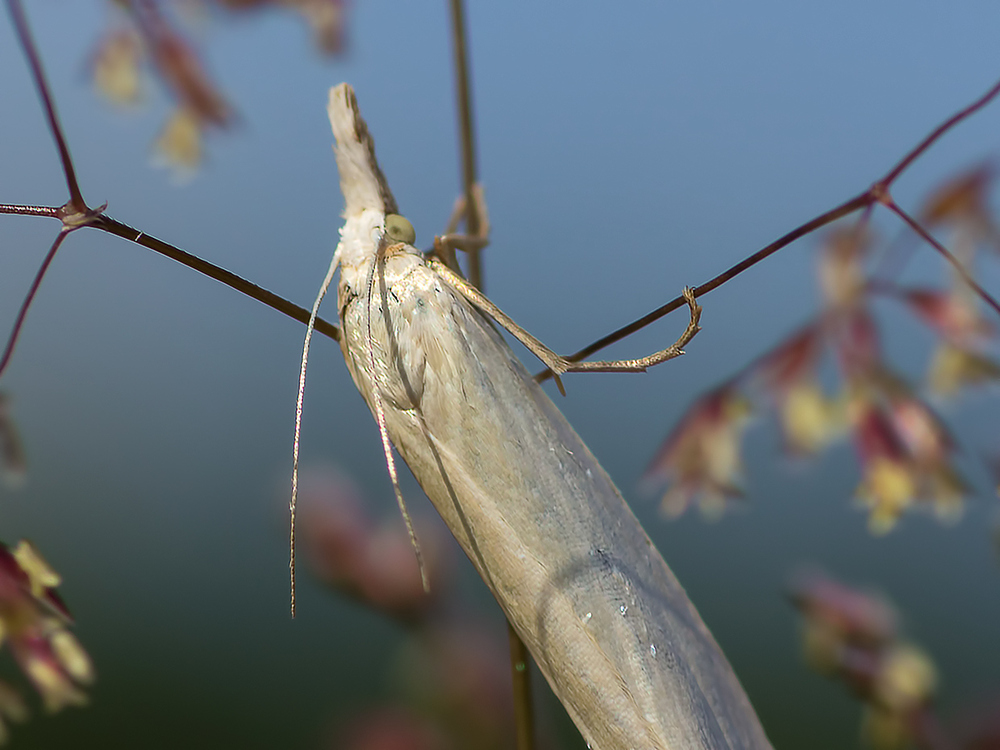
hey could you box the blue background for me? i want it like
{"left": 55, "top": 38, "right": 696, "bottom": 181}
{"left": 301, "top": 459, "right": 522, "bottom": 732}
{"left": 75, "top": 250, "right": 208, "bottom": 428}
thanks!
{"left": 1, "top": 2, "right": 1000, "bottom": 747}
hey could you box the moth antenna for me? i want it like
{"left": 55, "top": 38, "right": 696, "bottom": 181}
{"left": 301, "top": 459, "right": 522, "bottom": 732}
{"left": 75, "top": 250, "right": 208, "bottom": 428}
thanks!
{"left": 289, "top": 249, "right": 341, "bottom": 618}
{"left": 365, "top": 237, "right": 430, "bottom": 593}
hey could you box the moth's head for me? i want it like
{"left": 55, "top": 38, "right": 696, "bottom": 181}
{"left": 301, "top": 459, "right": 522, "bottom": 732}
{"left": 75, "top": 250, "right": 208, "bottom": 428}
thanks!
{"left": 337, "top": 208, "right": 420, "bottom": 273}
{"left": 384, "top": 213, "right": 416, "bottom": 246}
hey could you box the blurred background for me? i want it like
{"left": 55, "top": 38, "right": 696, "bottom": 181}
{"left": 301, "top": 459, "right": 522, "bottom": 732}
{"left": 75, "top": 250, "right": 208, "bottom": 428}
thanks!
{"left": 1, "top": 1, "right": 1000, "bottom": 747}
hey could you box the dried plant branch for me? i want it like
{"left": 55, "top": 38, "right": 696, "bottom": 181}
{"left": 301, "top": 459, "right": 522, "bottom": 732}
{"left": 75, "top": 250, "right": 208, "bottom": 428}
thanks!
{"left": 6, "top": 0, "right": 86, "bottom": 214}
{"left": 0, "top": 2, "right": 340, "bottom": 381}
{"left": 507, "top": 620, "right": 535, "bottom": 750}
{"left": 0, "top": 229, "right": 69, "bottom": 379}
{"left": 536, "top": 74, "right": 1000, "bottom": 383}
{"left": 0, "top": 204, "right": 60, "bottom": 219}
{"left": 447, "top": 0, "right": 483, "bottom": 290}
{"left": 92, "top": 215, "right": 341, "bottom": 342}
{"left": 0, "top": 208, "right": 341, "bottom": 373}
{"left": 882, "top": 199, "right": 1000, "bottom": 318}
{"left": 881, "top": 77, "right": 1000, "bottom": 185}
{"left": 537, "top": 192, "right": 869, "bottom": 382}
{"left": 446, "top": 3, "right": 531, "bottom": 746}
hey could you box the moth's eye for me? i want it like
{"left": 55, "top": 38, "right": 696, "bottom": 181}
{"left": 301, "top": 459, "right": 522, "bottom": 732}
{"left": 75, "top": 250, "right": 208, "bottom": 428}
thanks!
{"left": 385, "top": 214, "right": 416, "bottom": 245}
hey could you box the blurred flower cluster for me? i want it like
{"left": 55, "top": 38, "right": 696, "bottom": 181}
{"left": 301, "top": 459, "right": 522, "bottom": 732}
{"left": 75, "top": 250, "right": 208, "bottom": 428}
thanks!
{"left": 297, "top": 469, "right": 551, "bottom": 750}
{"left": 789, "top": 570, "right": 1000, "bottom": 750}
{"left": 645, "top": 166, "right": 1000, "bottom": 532}
{"left": 920, "top": 166, "right": 1000, "bottom": 396}
{"left": 0, "top": 540, "right": 93, "bottom": 744}
{"left": 90, "top": 0, "right": 346, "bottom": 172}
{"left": 299, "top": 469, "right": 446, "bottom": 624}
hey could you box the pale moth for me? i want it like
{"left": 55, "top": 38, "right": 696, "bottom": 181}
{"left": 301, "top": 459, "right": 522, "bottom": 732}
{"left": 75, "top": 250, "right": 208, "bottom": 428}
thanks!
{"left": 297, "top": 83, "right": 774, "bottom": 750}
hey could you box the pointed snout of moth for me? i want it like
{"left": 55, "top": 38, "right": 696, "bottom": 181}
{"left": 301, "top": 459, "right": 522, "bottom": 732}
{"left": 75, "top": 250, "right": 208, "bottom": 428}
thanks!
{"left": 328, "top": 84, "right": 399, "bottom": 218}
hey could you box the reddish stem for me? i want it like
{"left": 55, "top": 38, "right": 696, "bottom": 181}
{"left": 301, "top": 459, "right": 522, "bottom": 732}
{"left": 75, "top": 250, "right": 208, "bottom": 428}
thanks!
{"left": 6, "top": 0, "right": 87, "bottom": 214}
{"left": 885, "top": 199, "right": 1000, "bottom": 318}
{"left": 0, "top": 229, "right": 68, "bottom": 380}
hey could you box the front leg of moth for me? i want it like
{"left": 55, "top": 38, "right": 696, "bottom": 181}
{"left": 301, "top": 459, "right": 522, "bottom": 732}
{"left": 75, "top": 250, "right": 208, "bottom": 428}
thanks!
{"left": 430, "top": 258, "right": 701, "bottom": 393}
{"left": 432, "top": 182, "right": 491, "bottom": 278}
{"left": 561, "top": 287, "right": 701, "bottom": 373}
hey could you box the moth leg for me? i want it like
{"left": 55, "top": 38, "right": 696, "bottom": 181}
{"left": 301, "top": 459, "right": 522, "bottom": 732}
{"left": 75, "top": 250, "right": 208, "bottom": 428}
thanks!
{"left": 433, "top": 182, "right": 490, "bottom": 277}
{"left": 430, "top": 259, "right": 701, "bottom": 393}
{"left": 561, "top": 287, "right": 702, "bottom": 373}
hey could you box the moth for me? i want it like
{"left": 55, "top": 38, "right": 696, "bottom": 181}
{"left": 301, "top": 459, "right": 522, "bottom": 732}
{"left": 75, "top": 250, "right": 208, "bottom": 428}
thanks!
{"left": 300, "top": 83, "right": 773, "bottom": 750}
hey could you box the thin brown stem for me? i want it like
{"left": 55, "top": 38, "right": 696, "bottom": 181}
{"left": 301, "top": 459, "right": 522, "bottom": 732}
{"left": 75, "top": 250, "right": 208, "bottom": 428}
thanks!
{"left": 447, "top": 3, "right": 533, "bottom": 744}
{"left": 885, "top": 199, "right": 1000, "bottom": 318}
{"left": 507, "top": 621, "right": 535, "bottom": 750}
{"left": 91, "top": 215, "right": 341, "bottom": 342}
{"left": 448, "top": 0, "right": 482, "bottom": 290}
{"left": 6, "top": 0, "right": 86, "bottom": 214}
{"left": 881, "top": 75, "right": 1000, "bottom": 186}
{"left": 0, "top": 229, "right": 69, "bottom": 379}
{"left": 0, "top": 204, "right": 60, "bottom": 219}
{"left": 536, "top": 192, "right": 870, "bottom": 382}
{"left": 2, "top": 208, "right": 340, "bottom": 342}
{"left": 535, "top": 73, "right": 1000, "bottom": 384}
